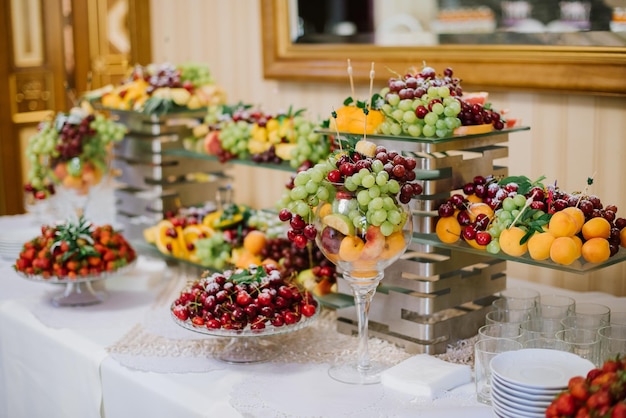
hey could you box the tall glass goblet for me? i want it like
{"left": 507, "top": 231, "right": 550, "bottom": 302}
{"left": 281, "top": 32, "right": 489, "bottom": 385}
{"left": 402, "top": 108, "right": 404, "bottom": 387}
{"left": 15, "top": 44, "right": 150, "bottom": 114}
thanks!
{"left": 314, "top": 185, "right": 413, "bottom": 384}
{"left": 51, "top": 155, "right": 108, "bottom": 219}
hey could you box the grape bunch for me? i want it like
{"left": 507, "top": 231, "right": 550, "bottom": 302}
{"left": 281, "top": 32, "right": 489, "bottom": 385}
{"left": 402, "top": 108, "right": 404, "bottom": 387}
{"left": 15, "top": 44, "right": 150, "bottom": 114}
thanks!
{"left": 277, "top": 140, "right": 423, "bottom": 248}
{"left": 195, "top": 232, "right": 232, "bottom": 270}
{"left": 377, "top": 66, "right": 506, "bottom": 138}
{"left": 171, "top": 264, "right": 318, "bottom": 331}
{"left": 288, "top": 118, "right": 332, "bottom": 169}
{"left": 378, "top": 66, "right": 463, "bottom": 138}
{"left": 24, "top": 108, "right": 126, "bottom": 200}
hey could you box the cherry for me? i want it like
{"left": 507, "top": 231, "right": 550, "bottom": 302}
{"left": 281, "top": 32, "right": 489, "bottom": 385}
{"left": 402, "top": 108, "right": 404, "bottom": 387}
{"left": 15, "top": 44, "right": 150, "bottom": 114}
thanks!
{"left": 475, "top": 231, "right": 492, "bottom": 246}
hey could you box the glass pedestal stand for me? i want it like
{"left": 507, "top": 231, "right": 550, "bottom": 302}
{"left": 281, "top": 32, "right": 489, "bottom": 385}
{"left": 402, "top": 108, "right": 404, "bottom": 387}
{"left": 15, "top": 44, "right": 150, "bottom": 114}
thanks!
{"left": 219, "top": 337, "right": 279, "bottom": 364}
{"left": 52, "top": 280, "right": 107, "bottom": 307}
{"left": 328, "top": 272, "right": 385, "bottom": 385}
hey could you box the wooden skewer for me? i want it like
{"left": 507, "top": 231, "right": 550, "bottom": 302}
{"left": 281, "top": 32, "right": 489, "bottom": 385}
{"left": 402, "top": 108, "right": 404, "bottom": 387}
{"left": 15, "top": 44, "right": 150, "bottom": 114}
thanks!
{"left": 347, "top": 59, "right": 355, "bottom": 100}
{"left": 331, "top": 107, "right": 343, "bottom": 151}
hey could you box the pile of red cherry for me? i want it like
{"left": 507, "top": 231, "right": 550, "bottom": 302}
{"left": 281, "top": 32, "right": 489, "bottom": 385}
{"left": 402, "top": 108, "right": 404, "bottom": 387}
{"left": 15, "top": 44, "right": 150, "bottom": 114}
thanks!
{"left": 171, "top": 264, "right": 318, "bottom": 331}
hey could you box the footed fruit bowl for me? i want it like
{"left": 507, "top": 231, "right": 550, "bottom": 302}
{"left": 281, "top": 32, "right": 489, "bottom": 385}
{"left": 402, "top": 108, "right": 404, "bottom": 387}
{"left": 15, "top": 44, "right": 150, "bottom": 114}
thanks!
{"left": 170, "top": 264, "right": 320, "bottom": 363}
{"left": 13, "top": 216, "right": 137, "bottom": 306}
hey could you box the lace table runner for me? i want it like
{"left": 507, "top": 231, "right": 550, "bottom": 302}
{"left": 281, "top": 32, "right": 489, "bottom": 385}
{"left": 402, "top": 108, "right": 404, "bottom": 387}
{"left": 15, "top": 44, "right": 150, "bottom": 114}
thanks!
{"left": 106, "top": 272, "right": 476, "bottom": 372}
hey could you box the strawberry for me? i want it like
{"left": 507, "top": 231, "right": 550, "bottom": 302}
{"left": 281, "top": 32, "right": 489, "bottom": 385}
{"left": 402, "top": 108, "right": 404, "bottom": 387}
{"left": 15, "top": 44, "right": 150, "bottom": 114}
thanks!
{"left": 14, "top": 258, "right": 30, "bottom": 271}
{"left": 575, "top": 406, "right": 591, "bottom": 418}
{"left": 604, "top": 359, "right": 622, "bottom": 373}
{"left": 587, "top": 389, "right": 612, "bottom": 411}
{"left": 556, "top": 392, "right": 577, "bottom": 415}
{"left": 612, "top": 402, "right": 626, "bottom": 418}
{"left": 570, "top": 376, "right": 590, "bottom": 401}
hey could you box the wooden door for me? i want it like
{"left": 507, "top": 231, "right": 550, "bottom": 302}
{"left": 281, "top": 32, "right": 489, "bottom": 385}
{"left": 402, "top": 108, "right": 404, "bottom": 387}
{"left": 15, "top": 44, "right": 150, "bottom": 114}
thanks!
{"left": 0, "top": 0, "right": 151, "bottom": 215}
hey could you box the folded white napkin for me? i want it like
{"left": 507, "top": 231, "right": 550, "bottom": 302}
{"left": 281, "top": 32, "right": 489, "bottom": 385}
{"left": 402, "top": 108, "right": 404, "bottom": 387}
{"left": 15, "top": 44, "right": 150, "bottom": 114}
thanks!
{"left": 381, "top": 354, "right": 472, "bottom": 399}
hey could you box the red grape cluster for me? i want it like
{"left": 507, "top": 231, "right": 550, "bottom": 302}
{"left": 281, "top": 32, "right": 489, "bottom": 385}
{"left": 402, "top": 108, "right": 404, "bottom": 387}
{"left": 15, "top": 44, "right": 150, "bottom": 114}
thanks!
{"left": 260, "top": 236, "right": 334, "bottom": 279}
{"left": 55, "top": 114, "right": 97, "bottom": 160}
{"left": 129, "top": 63, "right": 183, "bottom": 95}
{"left": 387, "top": 66, "right": 463, "bottom": 99}
{"left": 458, "top": 101, "right": 505, "bottom": 130}
{"left": 251, "top": 145, "right": 282, "bottom": 164}
{"left": 171, "top": 265, "right": 318, "bottom": 330}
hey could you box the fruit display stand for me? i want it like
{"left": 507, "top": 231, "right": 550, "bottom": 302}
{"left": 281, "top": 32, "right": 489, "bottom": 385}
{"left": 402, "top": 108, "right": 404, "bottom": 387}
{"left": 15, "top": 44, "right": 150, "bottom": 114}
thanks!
{"left": 109, "top": 109, "right": 230, "bottom": 240}
{"left": 324, "top": 127, "right": 525, "bottom": 354}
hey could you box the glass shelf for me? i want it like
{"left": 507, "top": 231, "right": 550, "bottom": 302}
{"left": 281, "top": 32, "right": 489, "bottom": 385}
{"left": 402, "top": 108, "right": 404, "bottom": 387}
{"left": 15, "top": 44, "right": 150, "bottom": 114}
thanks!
{"left": 164, "top": 149, "right": 296, "bottom": 173}
{"left": 317, "top": 126, "right": 530, "bottom": 153}
{"left": 412, "top": 232, "right": 626, "bottom": 275}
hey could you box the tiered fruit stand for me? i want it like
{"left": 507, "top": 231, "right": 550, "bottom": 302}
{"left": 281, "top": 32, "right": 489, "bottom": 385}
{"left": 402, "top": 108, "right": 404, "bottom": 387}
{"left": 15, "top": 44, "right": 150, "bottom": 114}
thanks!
{"left": 113, "top": 119, "right": 626, "bottom": 355}
{"left": 110, "top": 110, "right": 230, "bottom": 239}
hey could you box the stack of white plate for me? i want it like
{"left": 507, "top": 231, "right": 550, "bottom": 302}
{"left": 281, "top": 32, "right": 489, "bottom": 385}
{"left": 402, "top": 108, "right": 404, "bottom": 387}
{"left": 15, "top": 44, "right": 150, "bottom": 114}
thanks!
{"left": 489, "top": 348, "right": 595, "bottom": 418}
{"left": 0, "top": 228, "right": 40, "bottom": 261}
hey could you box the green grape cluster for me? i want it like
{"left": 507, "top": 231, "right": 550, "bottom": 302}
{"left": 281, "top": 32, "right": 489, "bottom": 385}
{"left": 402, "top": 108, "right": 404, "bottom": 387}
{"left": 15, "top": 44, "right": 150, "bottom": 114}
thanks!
{"left": 289, "top": 118, "right": 331, "bottom": 169}
{"left": 195, "top": 232, "right": 231, "bottom": 270}
{"left": 378, "top": 85, "right": 462, "bottom": 138}
{"left": 179, "top": 63, "right": 213, "bottom": 87}
{"left": 218, "top": 120, "right": 251, "bottom": 159}
{"left": 247, "top": 210, "right": 285, "bottom": 238}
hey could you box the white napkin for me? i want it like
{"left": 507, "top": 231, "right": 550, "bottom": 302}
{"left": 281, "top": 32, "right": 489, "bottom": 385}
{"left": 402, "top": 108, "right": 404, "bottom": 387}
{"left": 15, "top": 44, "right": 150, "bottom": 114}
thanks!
{"left": 381, "top": 354, "right": 472, "bottom": 399}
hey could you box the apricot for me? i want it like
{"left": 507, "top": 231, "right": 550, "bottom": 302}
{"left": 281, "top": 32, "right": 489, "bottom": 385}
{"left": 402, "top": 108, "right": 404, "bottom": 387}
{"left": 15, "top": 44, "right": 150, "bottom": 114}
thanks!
{"left": 435, "top": 217, "right": 461, "bottom": 244}
{"left": 243, "top": 230, "right": 267, "bottom": 256}
{"left": 339, "top": 235, "right": 365, "bottom": 262}
{"left": 499, "top": 226, "right": 529, "bottom": 257}
{"left": 581, "top": 237, "right": 611, "bottom": 263}
{"left": 548, "top": 211, "right": 578, "bottom": 237}
{"left": 527, "top": 231, "right": 556, "bottom": 261}
{"left": 582, "top": 217, "right": 611, "bottom": 240}
{"left": 464, "top": 237, "right": 487, "bottom": 251}
{"left": 621, "top": 227, "right": 626, "bottom": 248}
{"left": 550, "top": 236, "right": 581, "bottom": 266}
{"left": 561, "top": 207, "right": 585, "bottom": 234}
{"left": 465, "top": 194, "right": 483, "bottom": 204}
{"left": 380, "top": 231, "right": 407, "bottom": 259}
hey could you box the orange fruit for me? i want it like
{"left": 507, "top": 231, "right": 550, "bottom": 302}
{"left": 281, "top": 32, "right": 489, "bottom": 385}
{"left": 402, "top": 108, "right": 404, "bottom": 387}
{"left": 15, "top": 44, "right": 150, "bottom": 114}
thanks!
{"left": 582, "top": 217, "right": 611, "bottom": 240}
{"left": 550, "top": 236, "right": 581, "bottom": 266}
{"left": 621, "top": 228, "right": 626, "bottom": 248}
{"left": 243, "top": 230, "right": 267, "bottom": 256}
{"left": 527, "top": 231, "right": 556, "bottom": 261}
{"left": 581, "top": 237, "right": 611, "bottom": 263}
{"left": 435, "top": 217, "right": 461, "bottom": 244}
{"left": 548, "top": 211, "right": 578, "bottom": 237}
{"left": 499, "top": 226, "right": 529, "bottom": 257}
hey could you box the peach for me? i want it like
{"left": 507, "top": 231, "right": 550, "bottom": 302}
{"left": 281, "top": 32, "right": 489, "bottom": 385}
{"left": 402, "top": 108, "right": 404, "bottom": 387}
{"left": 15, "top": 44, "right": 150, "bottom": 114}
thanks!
{"left": 338, "top": 235, "right": 365, "bottom": 262}
{"left": 53, "top": 162, "right": 68, "bottom": 180}
{"left": 561, "top": 207, "right": 585, "bottom": 234}
{"left": 550, "top": 236, "right": 581, "bottom": 266}
{"left": 360, "top": 226, "right": 385, "bottom": 260}
{"left": 467, "top": 203, "right": 494, "bottom": 222}
{"left": 243, "top": 230, "right": 267, "bottom": 255}
{"left": 548, "top": 211, "right": 577, "bottom": 237}
{"left": 435, "top": 216, "right": 461, "bottom": 244}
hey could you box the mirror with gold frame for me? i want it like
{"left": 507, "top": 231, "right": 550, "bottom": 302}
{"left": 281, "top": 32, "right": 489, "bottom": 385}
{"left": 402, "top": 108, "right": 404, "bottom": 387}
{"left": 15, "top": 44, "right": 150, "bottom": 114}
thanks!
{"left": 260, "top": 0, "right": 626, "bottom": 95}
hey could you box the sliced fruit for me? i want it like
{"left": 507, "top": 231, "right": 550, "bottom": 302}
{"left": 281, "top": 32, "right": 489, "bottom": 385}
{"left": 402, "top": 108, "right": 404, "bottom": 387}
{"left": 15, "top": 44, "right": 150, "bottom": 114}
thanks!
{"left": 275, "top": 143, "right": 297, "bottom": 160}
{"left": 155, "top": 220, "right": 181, "bottom": 256}
{"left": 453, "top": 123, "right": 493, "bottom": 136}
{"left": 322, "top": 213, "right": 355, "bottom": 236}
{"left": 143, "top": 225, "right": 158, "bottom": 244}
{"left": 355, "top": 140, "right": 377, "bottom": 157}
{"left": 461, "top": 92, "right": 489, "bottom": 105}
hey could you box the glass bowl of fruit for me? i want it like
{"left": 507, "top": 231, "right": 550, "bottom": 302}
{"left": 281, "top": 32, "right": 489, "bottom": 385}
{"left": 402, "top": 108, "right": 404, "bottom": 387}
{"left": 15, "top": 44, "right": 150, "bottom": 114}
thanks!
{"left": 24, "top": 106, "right": 126, "bottom": 218}
{"left": 277, "top": 138, "right": 421, "bottom": 384}
{"left": 170, "top": 264, "right": 320, "bottom": 364}
{"left": 13, "top": 216, "right": 137, "bottom": 306}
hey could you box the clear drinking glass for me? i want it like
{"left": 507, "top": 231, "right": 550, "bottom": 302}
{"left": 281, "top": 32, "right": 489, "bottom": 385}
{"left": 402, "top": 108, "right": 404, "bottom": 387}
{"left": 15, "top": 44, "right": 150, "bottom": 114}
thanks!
{"left": 474, "top": 338, "right": 522, "bottom": 405}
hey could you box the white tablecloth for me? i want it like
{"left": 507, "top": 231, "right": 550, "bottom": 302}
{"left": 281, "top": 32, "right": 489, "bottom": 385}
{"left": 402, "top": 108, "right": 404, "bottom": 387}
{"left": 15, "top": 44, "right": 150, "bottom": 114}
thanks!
{"left": 1, "top": 208, "right": 626, "bottom": 418}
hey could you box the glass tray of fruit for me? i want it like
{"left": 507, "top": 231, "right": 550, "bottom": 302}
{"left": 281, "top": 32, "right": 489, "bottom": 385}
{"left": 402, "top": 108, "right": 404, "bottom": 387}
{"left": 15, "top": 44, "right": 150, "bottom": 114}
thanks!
{"left": 428, "top": 174, "right": 626, "bottom": 274}
{"left": 170, "top": 264, "right": 320, "bottom": 363}
{"left": 13, "top": 216, "right": 137, "bottom": 306}
{"left": 322, "top": 64, "right": 526, "bottom": 144}
{"left": 84, "top": 62, "right": 226, "bottom": 115}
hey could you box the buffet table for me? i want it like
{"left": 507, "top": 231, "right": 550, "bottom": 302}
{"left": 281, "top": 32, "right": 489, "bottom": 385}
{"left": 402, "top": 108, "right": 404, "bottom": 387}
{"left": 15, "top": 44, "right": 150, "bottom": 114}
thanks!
{"left": 1, "top": 202, "right": 626, "bottom": 418}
